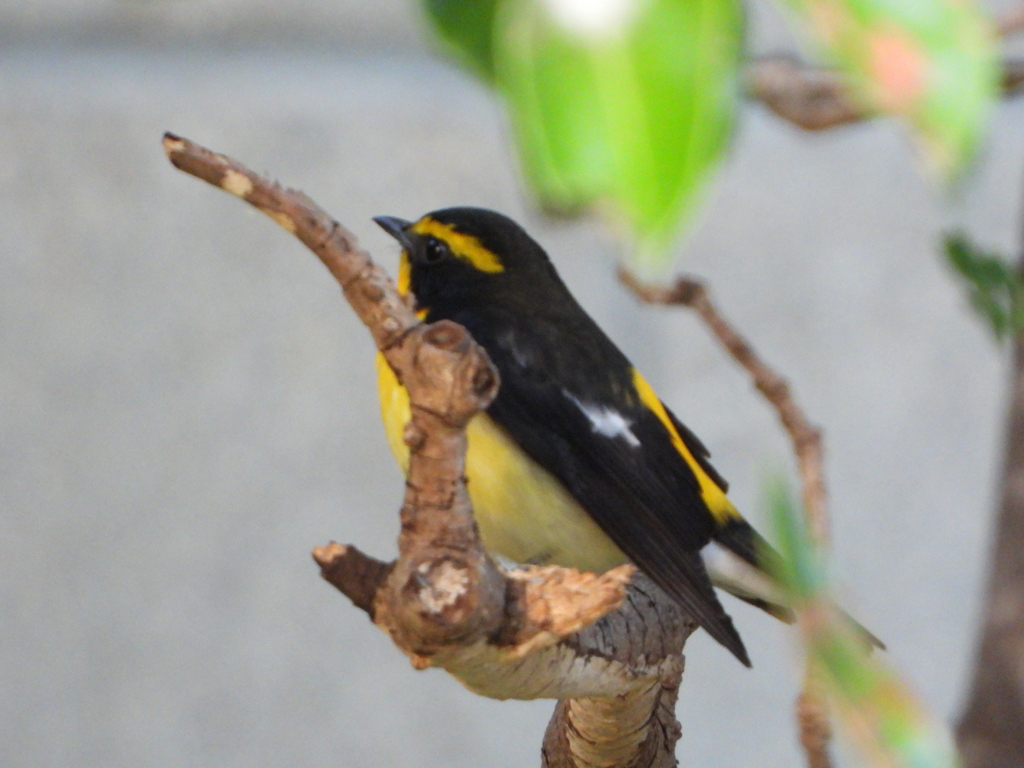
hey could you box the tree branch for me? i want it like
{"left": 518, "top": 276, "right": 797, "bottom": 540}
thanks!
{"left": 541, "top": 578, "right": 691, "bottom": 768}
{"left": 744, "top": 56, "right": 863, "bottom": 132}
{"left": 617, "top": 272, "right": 828, "bottom": 544}
{"left": 998, "top": 4, "right": 1024, "bottom": 37}
{"left": 955, "top": 176, "right": 1024, "bottom": 768}
{"left": 745, "top": 55, "right": 1024, "bottom": 132}
{"left": 618, "top": 270, "right": 834, "bottom": 768}
{"left": 165, "top": 133, "right": 696, "bottom": 767}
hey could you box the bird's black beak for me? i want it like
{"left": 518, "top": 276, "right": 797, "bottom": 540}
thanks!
{"left": 373, "top": 215, "right": 415, "bottom": 251}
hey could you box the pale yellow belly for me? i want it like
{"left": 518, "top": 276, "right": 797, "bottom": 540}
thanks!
{"left": 376, "top": 353, "right": 626, "bottom": 572}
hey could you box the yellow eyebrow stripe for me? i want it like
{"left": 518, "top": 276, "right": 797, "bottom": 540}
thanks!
{"left": 631, "top": 369, "right": 740, "bottom": 524}
{"left": 411, "top": 217, "right": 505, "bottom": 274}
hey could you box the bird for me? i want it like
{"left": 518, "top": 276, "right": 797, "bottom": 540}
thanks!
{"left": 372, "top": 206, "right": 867, "bottom": 666}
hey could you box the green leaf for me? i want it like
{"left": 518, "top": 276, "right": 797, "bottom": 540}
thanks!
{"left": 944, "top": 232, "right": 1024, "bottom": 341}
{"left": 423, "top": 0, "right": 501, "bottom": 82}
{"left": 494, "top": 0, "right": 743, "bottom": 275}
{"left": 763, "top": 475, "right": 963, "bottom": 768}
{"left": 778, "top": 0, "right": 999, "bottom": 176}
{"left": 814, "top": 626, "right": 962, "bottom": 768}
{"left": 495, "top": 2, "right": 611, "bottom": 214}
{"left": 764, "top": 476, "right": 826, "bottom": 599}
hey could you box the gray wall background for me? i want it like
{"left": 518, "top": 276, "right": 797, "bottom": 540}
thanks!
{"left": 2, "top": 1, "right": 1023, "bottom": 766}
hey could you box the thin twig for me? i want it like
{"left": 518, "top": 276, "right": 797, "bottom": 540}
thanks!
{"left": 796, "top": 672, "right": 834, "bottom": 768}
{"left": 618, "top": 271, "right": 828, "bottom": 545}
{"left": 1005, "top": 60, "right": 1024, "bottom": 94}
{"left": 745, "top": 57, "right": 862, "bottom": 132}
{"left": 745, "top": 55, "right": 1024, "bottom": 132}
{"left": 998, "top": 4, "right": 1024, "bottom": 37}
{"left": 619, "top": 269, "right": 834, "bottom": 768}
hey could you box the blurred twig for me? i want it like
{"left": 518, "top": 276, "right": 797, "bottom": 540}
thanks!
{"left": 1005, "top": 59, "right": 1024, "bottom": 94}
{"left": 998, "top": 4, "right": 1024, "bottom": 37}
{"left": 796, "top": 672, "right": 834, "bottom": 768}
{"left": 618, "top": 272, "right": 829, "bottom": 544}
{"left": 955, "top": 180, "right": 1024, "bottom": 768}
{"left": 746, "top": 55, "right": 1024, "bottom": 131}
{"left": 619, "top": 269, "right": 833, "bottom": 768}
{"left": 745, "top": 57, "right": 862, "bottom": 132}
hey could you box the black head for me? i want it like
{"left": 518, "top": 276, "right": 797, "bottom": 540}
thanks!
{"left": 373, "top": 207, "right": 565, "bottom": 313}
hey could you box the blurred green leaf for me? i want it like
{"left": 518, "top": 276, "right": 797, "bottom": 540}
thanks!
{"left": 944, "top": 232, "right": 1024, "bottom": 341}
{"left": 778, "top": 0, "right": 998, "bottom": 176}
{"left": 764, "top": 477, "right": 826, "bottom": 599}
{"left": 814, "top": 626, "right": 962, "bottom": 768}
{"left": 423, "top": 0, "right": 501, "bottom": 82}
{"left": 495, "top": 3, "right": 611, "bottom": 215}
{"left": 494, "top": 0, "right": 743, "bottom": 275}
{"left": 765, "top": 476, "right": 962, "bottom": 768}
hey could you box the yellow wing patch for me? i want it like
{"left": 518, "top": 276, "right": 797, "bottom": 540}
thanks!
{"left": 631, "top": 369, "right": 740, "bottom": 525}
{"left": 411, "top": 217, "right": 505, "bottom": 274}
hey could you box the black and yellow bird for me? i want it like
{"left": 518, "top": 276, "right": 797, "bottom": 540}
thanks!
{"left": 373, "top": 207, "right": 817, "bottom": 666}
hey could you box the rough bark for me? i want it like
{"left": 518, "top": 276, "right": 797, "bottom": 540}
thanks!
{"left": 541, "top": 579, "right": 693, "bottom": 768}
{"left": 165, "top": 133, "right": 695, "bottom": 768}
{"left": 956, "top": 243, "right": 1024, "bottom": 768}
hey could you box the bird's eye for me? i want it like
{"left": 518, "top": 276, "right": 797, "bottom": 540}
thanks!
{"left": 424, "top": 237, "right": 449, "bottom": 264}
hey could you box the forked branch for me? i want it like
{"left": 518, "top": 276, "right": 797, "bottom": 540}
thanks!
{"left": 164, "top": 133, "right": 697, "bottom": 768}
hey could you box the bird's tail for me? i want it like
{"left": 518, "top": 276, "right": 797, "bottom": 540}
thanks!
{"left": 707, "top": 519, "right": 885, "bottom": 650}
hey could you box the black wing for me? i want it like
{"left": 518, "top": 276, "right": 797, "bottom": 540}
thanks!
{"left": 467, "top": 313, "right": 751, "bottom": 666}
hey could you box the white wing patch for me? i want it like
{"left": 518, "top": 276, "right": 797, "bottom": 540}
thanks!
{"left": 564, "top": 391, "right": 641, "bottom": 448}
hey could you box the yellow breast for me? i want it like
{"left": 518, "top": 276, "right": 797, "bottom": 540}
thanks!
{"left": 376, "top": 352, "right": 626, "bottom": 572}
